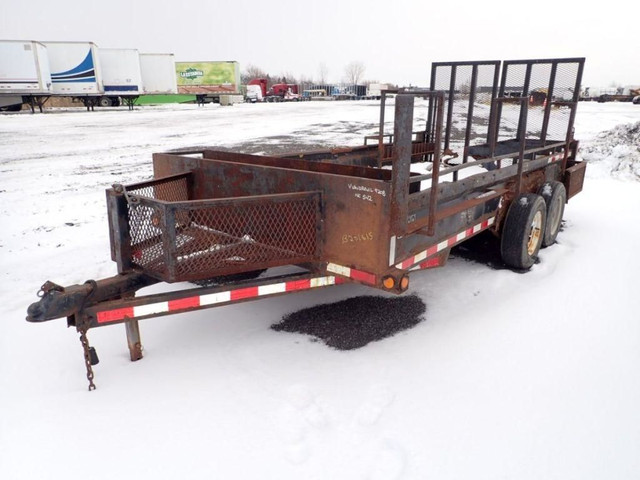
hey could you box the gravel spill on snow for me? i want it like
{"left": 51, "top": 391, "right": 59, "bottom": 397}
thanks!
{"left": 272, "top": 295, "right": 426, "bottom": 350}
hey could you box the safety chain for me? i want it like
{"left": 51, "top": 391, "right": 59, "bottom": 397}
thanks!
{"left": 79, "top": 324, "right": 96, "bottom": 391}
{"left": 78, "top": 280, "right": 99, "bottom": 391}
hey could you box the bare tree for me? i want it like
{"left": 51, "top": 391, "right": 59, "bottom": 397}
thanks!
{"left": 279, "top": 72, "right": 298, "bottom": 85}
{"left": 299, "top": 74, "right": 314, "bottom": 90}
{"left": 344, "top": 61, "right": 366, "bottom": 85}
{"left": 318, "top": 62, "right": 329, "bottom": 84}
{"left": 241, "top": 64, "right": 268, "bottom": 84}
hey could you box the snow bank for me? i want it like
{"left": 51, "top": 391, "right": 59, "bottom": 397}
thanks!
{"left": 581, "top": 121, "right": 640, "bottom": 180}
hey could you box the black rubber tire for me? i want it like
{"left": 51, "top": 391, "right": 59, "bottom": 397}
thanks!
{"left": 99, "top": 96, "right": 112, "bottom": 107}
{"left": 500, "top": 193, "right": 547, "bottom": 270}
{"left": 538, "top": 181, "right": 566, "bottom": 247}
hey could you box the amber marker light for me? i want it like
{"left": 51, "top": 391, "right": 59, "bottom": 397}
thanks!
{"left": 382, "top": 276, "right": 395, "bottom": 290}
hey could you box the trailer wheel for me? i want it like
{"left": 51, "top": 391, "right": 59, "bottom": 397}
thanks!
{"left": 99, "top": 97, "right": 112, "bottom": 107}
{"left": 538, "top": 181, "right": 566, "bottom": 247}
{"left": 500, "top": 193, "right": 546, "bottom": 270}
{"left": 4, "top": 103, "right": 23, "bottom": 112}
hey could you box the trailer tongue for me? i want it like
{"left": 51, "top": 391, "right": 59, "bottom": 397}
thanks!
{"left": 27, "top": 57, "right": 587, "bottom": 390}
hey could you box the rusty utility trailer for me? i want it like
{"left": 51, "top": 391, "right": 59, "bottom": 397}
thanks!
{"left": 27, "top": 58, "right": 587, "bottom": 390}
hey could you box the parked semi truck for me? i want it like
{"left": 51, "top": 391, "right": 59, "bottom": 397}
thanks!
{"left": 175, "top": 60, "right": 243, "bottom": 105}
{"left": 247, "top": 78, "right": 301, "bottom": 102}
{"left": 0, "top": 39, "right": 52, "bottom": 112}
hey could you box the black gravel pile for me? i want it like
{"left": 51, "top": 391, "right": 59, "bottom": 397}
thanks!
{"left": 271, "top": 295, "right": 426, "bottom": 350}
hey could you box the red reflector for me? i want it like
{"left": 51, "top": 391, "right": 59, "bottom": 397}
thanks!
{"left": 349, "top": 269, "right": 376, "bottom": 285}
{"left": 97, "top": 307, "right": 134, "bottom": 324}
{"left": 420, "top": 257, "right": 441, "bottom": 269}
{"left": 168, "top": 297, "right": 200, "bottom": 311}
{"left": 230, "top": 286, "right": 259, "bottom": 301}
{"left": 286, "top": 279, "right": 311, "bottom": 291}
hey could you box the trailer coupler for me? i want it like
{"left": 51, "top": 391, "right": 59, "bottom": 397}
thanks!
{"left": 26, "top": 272, "right": 158, "bottom": 324}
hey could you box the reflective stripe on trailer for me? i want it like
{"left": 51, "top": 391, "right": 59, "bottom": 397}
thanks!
{"left": 96, "top": 275, "right": 346, "bottom": 324}
{"left": 548, "top": 153, "right": 564, "bottom": 164}
{"left": 396, "top": 217, "right": 496, "bottom": 270}
{"left": 326, "top": 263, "right": 376, "bottom": 285}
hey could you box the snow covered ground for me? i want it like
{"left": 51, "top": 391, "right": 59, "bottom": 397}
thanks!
{"left": 1, "top": 100, "right": 639, "bottom": 479}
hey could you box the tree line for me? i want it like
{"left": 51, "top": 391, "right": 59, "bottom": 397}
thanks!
{"left": 241, "top": 61, "right": 375, "bottom": 88}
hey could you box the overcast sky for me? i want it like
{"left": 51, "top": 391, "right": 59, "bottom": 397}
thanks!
{"left": 2, "top": 0, "right": 637, "bottom": 88}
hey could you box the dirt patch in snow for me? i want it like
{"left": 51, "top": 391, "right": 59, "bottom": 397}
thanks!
{"left": 272, "top": 295, "right": 426, "bottom": 350}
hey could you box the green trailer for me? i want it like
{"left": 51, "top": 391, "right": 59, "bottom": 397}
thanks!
{"left": 175, "top": 61, "right": 242, "bottom": 105}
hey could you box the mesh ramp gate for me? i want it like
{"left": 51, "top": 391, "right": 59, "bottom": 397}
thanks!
{"left": 119, "top": 172, "right": 322, "bottom": 283}
{"left": 429, "top": 58, "right": 584, "bottom": 164}
{"left": 497, "top": 58, "right": 584, "bottom": 145}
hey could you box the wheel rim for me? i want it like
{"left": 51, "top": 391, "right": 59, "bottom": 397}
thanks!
{"left": 527, "top": 210, "right": 543, "bottom": 255}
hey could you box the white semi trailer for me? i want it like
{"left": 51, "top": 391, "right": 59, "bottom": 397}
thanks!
{"left": 43, "top": 41, "right": 104, "bottom": 110}
{"left": 2, "top": 40, "right": 180, "bottom": 112}
{"left": 139, "top": 53, "right": 178, "bottom": 95}
{"left": 0, "top": 40, "right": 52, "bottom": 112}
{"left": 99, "top": 48, "right": 143, "bottom": 109}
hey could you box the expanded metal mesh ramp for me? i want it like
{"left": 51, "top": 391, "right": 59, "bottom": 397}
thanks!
{"left": 119, "top": 172, "right": 322, "bottom": 283}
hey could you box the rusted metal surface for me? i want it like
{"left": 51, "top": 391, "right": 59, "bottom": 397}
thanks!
{"left": 390, "top": 94, "right": 414, "bottom": 236}
{"left": 27, "top": 58, "right": 588, "bottom": 389}
{"left": 125, "top": 320, "right": 143, "bottom": 361}
{"left": 32, "top": 57, "right": 588, "bottom": 320}
{"left": 430, "top": 60, "right": 501, "bottom": 177}
{"left": 112, "top": 173, "right": 323, "bottom": 283}
{"left": 35, "top": 57, "right": 587, "bottom": 308}
{"left": 564, "top": 159, "right": 587, "bottom": 199}
{"left": 27, "top": 273, "right": 158, "bottom": 324}
{"left": 82, "top": 271, "right": 348, "bottom": 328}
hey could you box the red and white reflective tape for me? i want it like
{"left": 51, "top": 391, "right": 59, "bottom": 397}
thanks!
{"left": 96, "top": 275, "right": 345, "bottom": 324}
{"left": 326, "top": 262, "right": 376, "bottom": 285}
{"left": 548, "top": 149, "right": 573, "bottom": 163}
{"left": 395, "top": 217, "right": 495, "bottom": 270}
{"left": 409, "top": 256, "right": 442, "bottom": 271}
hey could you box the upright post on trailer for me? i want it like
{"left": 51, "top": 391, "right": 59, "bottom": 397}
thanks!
{"left": 515, "top": 96, "right": 529, "bottom": 197}
{"left": 390, "top": 94, "right": 414, "bottom": 236}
